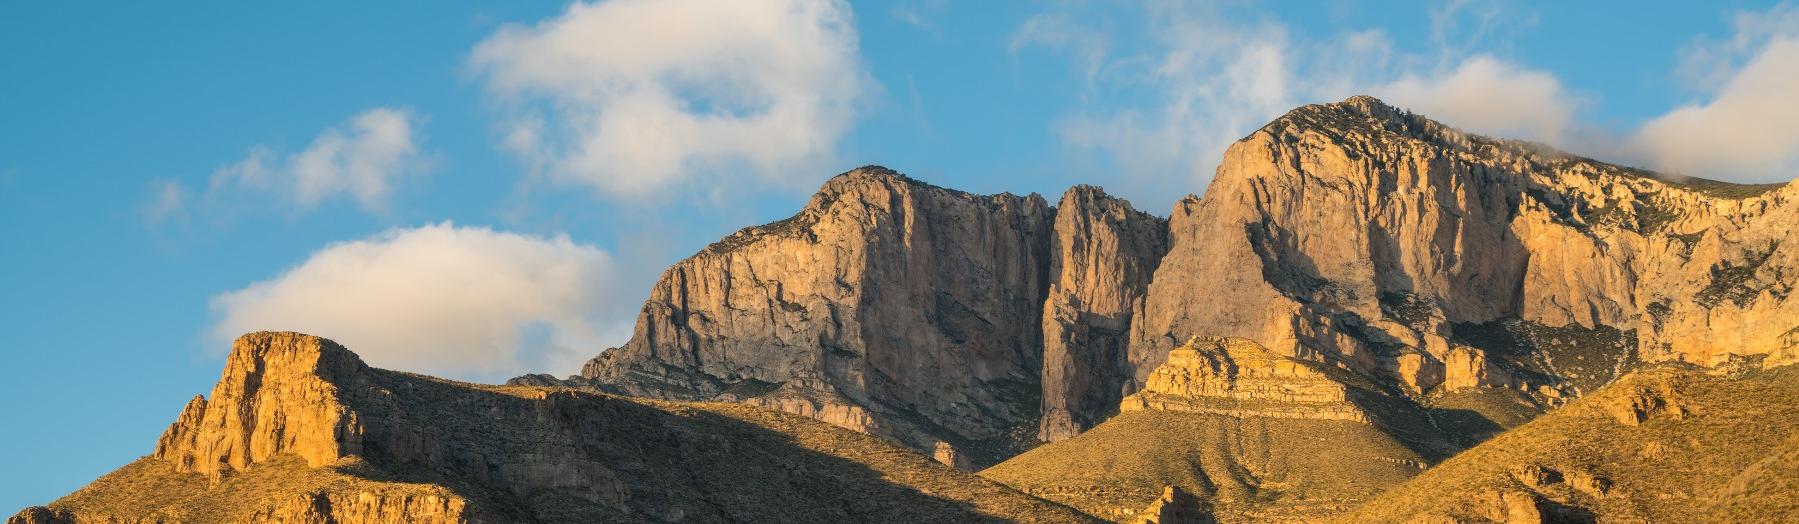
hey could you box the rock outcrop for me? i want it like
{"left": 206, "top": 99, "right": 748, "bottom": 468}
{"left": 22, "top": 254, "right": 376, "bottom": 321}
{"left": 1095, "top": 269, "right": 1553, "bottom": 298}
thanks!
{"left": 1039, "top": 186, "right": 1168, "bottom": 441}
{"left": 17, "top": 332, "right": 1099, "bottom": 523}
{"left": 154, "top": 332, "right": 367, "bottom": 477}
{"left": 1119, "top": 336, "right": 1369, "bottom": 422}
{"left": 1133, "top": 486, "right": 1209, "bottom": 524}
{"left": 1130, "top": 95, "right": 1799, "bottom": 403}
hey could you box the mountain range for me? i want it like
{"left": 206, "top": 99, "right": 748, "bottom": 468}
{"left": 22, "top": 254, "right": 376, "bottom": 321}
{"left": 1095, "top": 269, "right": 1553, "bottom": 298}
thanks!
{"left": 15, "top": 96, "right": 1799, "bottom": 523}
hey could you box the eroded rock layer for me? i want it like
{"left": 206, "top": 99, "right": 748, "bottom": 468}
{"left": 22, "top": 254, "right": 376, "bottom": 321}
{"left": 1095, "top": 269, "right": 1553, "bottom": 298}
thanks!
{"left": 1120, "top": 336, "right": 1368, "bottom": 422}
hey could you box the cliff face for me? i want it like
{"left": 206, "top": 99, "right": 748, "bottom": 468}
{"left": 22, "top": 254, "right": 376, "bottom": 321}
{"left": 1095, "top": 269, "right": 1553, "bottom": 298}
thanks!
{"left": 16, "top": 332, "right": 1098, "bottom": 524}
{"left": 577, "top": 166, "right": 1059, "bottom": 464}
{"left": 1130, "top": 96, "right": 1799, "bottom": 400}
{"left": 553, "top": 96, "right": 1796, "bottom": 466}
{"left": 1038, "top": 186, "right": 1168, "bottom": 441}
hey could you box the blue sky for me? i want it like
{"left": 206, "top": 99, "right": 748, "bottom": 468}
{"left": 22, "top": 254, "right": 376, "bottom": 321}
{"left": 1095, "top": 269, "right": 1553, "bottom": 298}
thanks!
{"left": 3, "top": 0, "right": 1797, "bottom": 509}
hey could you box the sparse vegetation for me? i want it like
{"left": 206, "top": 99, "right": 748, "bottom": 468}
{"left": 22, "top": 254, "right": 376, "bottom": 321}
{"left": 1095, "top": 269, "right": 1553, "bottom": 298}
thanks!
{"left": 1340, "top": 366, "right": 1799, "bottom": 523}
{"left": 1695, "top": 242, "right": 1780, "bottom": 309}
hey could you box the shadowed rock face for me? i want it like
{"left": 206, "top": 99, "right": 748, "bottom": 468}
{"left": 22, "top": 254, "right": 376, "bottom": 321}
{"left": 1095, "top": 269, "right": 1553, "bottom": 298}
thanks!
{"left": 1039, "top": 186, "right": 1168, "bottom": 441}
{"left": 15, "top": 332, "right": 1099, "bottom": 523}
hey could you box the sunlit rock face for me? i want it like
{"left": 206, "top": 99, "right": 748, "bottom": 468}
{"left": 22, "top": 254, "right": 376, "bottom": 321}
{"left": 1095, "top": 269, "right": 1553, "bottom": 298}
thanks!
{"left": 552, "top": 95, "right": 1798, "bottom": 463}
{"left": 1119, "top": 336, "right": 1369, "bottom": 422}
{"left": 1129, "top": 95, "right": 1799, "bottom": 401}
{"left": 577, "top": 166, "right": 1060, "bottom": 465}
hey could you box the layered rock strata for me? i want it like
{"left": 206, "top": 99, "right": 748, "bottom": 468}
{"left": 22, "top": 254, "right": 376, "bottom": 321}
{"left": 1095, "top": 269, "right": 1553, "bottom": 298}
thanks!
{"left": 1120, "top": 336, "right": 1368, "bottom": 422}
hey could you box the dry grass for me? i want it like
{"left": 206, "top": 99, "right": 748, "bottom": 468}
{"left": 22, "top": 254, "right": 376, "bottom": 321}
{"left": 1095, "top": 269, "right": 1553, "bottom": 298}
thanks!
{"left": 1339, "top": 365, "right": 1799, "bottom": 522}
{"left": 981, "top": 411, "right": 1431, "bottom": 523}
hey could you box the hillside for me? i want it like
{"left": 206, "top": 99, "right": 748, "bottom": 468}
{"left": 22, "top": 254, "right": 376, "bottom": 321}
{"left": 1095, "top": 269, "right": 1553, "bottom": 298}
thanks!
{"left": 10, "top": 332, "right": 1096, "bottom": 523}
{"left": 982, "top": 337, "right": 1516, "bottom": 523}
{"left": 1339, "top": 365, "right": 1799, "bottom": 522}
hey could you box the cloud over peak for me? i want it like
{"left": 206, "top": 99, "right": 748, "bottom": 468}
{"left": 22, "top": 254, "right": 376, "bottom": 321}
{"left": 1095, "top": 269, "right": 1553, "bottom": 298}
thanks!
{"left": 469, "top": 0, "right": 872, "bottom": 198}
{"left": 209, "top": 223, "right": 624, "bottom": 381}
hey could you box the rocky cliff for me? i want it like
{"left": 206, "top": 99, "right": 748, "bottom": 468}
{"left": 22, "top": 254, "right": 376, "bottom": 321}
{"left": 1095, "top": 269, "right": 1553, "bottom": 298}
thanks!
{"left": 544, "top": 96, "right": 1796, "bottom": 469}
{"left": 1039, "top": 186, "right": 1168, "bottom": 441}
{"left": 572, "top": 167, "right": 1057, "bottom": 466}
{"left": 1130, "top": 95, "right": 1798, "bottom": 403}
{"left": 13, "top": 332, "right": 1098, "bottom": 523}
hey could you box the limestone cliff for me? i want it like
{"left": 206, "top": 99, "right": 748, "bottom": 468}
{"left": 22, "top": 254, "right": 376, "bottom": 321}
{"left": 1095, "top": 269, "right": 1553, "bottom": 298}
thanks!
{"left": 13, "top": 332, "right": 1098, "bottom": 523}
{"left": 573, "top": 166, "right": 1055, "bottom": 465}
{"left": 547, "top": 96, "right": 1796, "bottom": 465}
{"left": 1039, "top": 186, "right": 1168, "bottom": 441}
{"left": 1129, "top": 96, "right": 1799, "bottom": 404}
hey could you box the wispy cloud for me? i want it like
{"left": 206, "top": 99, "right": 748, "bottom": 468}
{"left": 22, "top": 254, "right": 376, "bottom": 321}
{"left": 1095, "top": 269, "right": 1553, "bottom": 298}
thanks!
{"left": 469, "top": 0, "right": 873, "bottom": 199}
{"left": 207, "top": 107, "right": 429, "bottom": 214}
{"left": 140, "top": 179, "right": 188, "bottom": 226}
{"left": 1373, "top": 56, "right": 1579, "bottom": 145}
{"left": 210, "top": 223, "right": 628, "bottom": 381}
{"left": 1016, "top": 2, "right": 1576, "bottom": 203}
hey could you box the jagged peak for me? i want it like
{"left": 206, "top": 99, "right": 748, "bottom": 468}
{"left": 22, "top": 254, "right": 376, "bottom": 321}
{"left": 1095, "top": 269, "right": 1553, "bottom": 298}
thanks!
{"left": 1252, "top": 97, "right": 1788, "bottom": 200}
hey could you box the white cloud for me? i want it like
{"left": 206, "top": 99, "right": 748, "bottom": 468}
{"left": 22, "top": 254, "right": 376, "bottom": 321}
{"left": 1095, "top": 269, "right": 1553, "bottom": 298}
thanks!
{"left": 1633, "top": 5, "right": 1799, "bottom": 182}
{"left": 1374, "top": 56, "right": 1578, "bottom": 144}
{"left": 210, "top": 223, "right": 625, "bottom": 381}
{"left": 209, "top": 108, "right": 427, "bottom": 213}
{"left": 469, "top": 0, "right": 871, "bottom": 197}
{"left": 1016, "top": 3, "right": 1578, "bottom": 204}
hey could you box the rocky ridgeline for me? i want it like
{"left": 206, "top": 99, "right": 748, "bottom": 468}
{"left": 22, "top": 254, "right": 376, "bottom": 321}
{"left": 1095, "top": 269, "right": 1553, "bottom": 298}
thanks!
{"left": 15, "top": 332, "right": 1098, "bottom": 523}
{"left": 524, "top": 95, "right": 1796, "bottom": 464}
{"left": 1119, "top": 336, "right": 1368, "bottom": 422}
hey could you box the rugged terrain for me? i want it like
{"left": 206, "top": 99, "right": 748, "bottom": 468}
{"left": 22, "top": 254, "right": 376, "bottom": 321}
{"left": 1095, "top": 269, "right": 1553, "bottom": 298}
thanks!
{"left": 20, "top": 95, "right": 1799, "bottom": 523}
{"left": 1341, "top": 364, "right": 1799, "bottom": 523}
{"left": 11, "top": 332, "right": 1095, "bottom": 523}
{"left": 533, "top": 96, "right": 1798, "bottom": 475}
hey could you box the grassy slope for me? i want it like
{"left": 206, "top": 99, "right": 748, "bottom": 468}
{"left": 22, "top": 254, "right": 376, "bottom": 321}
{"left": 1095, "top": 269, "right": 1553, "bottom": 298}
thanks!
{"left": 27, "top": 369, "right": 1097, "bottom": 524}
{"left": 980, "top": 411, "right": 1432, "bottom": 522}
{"left": 1339, "top": 366, "right": 1799, "bottom": 523}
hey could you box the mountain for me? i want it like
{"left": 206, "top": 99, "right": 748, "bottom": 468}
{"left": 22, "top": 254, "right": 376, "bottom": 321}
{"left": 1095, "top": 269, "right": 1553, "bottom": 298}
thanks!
{"left": 1340, "top": 364, "right": 1799, "bottom": 522}
{"left": 534, "top": 95, "right": 1798, "bottom": 469}
{"left": 23, "top": 95, "right": 1799, "bottom": 522}
{"left": 1126, "top": 95, "right": 1797, "bottom": 410}
{"left": 10, "top": 332, "right": 1096, "bottom": 523}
